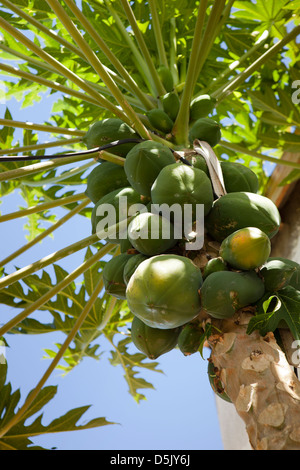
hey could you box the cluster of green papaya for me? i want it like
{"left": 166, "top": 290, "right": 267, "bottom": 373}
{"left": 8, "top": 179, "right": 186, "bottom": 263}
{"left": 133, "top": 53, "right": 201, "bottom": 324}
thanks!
{"left": 83, "top": 95, "right": 299, "bottom": 401}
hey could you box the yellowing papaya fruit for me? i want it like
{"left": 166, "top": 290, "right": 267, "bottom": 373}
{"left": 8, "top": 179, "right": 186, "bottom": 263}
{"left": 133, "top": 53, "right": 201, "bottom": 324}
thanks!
{"left": 146, "top": 108, "right": 174, "bottom": 134}
{"left": 201, "top": 270, "right": 265, "bottom": 319}
{"left": 126, "top": 254, "right": 203, "bottom": 329}
{"left": 127, "top": 212, "right": 179, "bottom": 256}
{"left": 205, "top": 192, "right": 281, "bottom": 242}
{"left": 151, "top": 162, "right": 214, "bottom": 218}
{"left": 188, "top": 118, "right": 221, "bottom": 147}
{"left": 85, "top": 162, "right": 129, "bottom": 204}
{"left": 82, "top": 118, "right": 139, "bottom": 157}
{"left": 130, "top": 316, "right": 180, "bottom": 360}
{"left": 190, "top": 94, "right": 215, "bottom": 121}
{"left": 124, "top": 140, "right": 176, "bottom": 197}
{"left": 220, "top": 227, "right": 271, "bottom": 270}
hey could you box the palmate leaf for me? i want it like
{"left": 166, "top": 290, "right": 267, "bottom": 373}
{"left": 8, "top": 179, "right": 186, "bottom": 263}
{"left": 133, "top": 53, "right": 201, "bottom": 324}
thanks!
{"left": 247, "top": 286, "right": 300, "bottom": 341}
{"left": 0, "top": 364, "right": 114, "bottom": 450}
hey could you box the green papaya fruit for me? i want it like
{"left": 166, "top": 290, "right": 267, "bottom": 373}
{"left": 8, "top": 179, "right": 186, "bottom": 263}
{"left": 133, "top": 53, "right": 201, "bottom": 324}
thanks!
{"left": 219, "top": 227, "right": 271, "bottom": 270}
{"left": 127, "top": 212, "right": 179, "bottom": 256}
{"left": 146, "top": 109, "right": 174, "bottom": 134}
{"left": 205, "top": 192, "right": 281, "bottom": 242}
{"left": 130, "top": 316, "right": 180, "bottom": 360}
{"left": 85, "top": 162, "right": 129, "bottom": 204}
{"left": 185, "top": 154, "right": 209, "bottom": 175}
{"left": 120, "top": 237, "right": 134, "bottom": 253}
{"left": 161, "top": 92, "right": 180, "bottom": 121}
{"left": 190, "top": 94, "right": 215, "bottom": 121}
{"left": 126, "top": 254, "right": 203, "bottom": 329}
{"left": 82, "top": 118, "right": 139, "bottom": 157}
{"left": 151, "top": 162, "right": 214, "bottom": 218}
{"left": 207, "top": 360, "right": 232, "bottom": 403}
{"left": 202, "top": 257, "right": 228, "bottom": 280}
{"left": 91, "top": 187, "right": 148, "bottom": 243}
{"left": 157, "top": 65, "right": 174, "bottom": 92}
{"left": 123, "top": 253, "right": 149, "bottom": 285}
{"left": 188, "top": 118, "right": 221, "bottom": 147}
{"left": 221, "top": 161, "right": 259, "bottom": 194}
{"left": 260, "top": 258, "right": 299, "bottom": 292}
{"left": 103, "top": 253, "right": 133, "bottom": 299}
{"left": 201, "top": 270, "right": 265, "bottom": 319}
{"left": 124, "top": 140, "right": 176, "bottom": 197}
{"left": 177, "top": 323, "right": 204, "bottom": 356}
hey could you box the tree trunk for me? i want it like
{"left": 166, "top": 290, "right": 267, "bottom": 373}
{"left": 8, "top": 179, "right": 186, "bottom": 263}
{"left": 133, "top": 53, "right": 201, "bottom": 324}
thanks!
{"left": 211, "top": 163, "right": 300, "bottom": 450}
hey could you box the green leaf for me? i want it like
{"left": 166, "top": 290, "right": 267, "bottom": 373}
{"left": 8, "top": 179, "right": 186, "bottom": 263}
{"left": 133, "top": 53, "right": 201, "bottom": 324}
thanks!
{"left": 247, "top": 286, "right": 300, "bottom": 340}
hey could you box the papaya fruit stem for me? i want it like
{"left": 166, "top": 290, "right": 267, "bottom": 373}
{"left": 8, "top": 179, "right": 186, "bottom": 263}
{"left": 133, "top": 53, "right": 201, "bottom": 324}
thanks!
{"left": 0, "top": 273, "right": 106, "bottom": 439}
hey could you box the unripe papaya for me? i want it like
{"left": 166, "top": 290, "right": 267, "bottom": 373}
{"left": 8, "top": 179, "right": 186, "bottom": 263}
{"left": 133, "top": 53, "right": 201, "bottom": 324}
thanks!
{"left": 260, "top": 258, "right": 299, "bottom": 292}
{"left": 146, "top": 109, "right": 174, "bottom": 134}
{"left": 161, "top": 92, "right": 180, "bottom": 121}
{"left": 185, "top": 154, "right": 209, "bottom": 176}
{"left": 91, "top": 187, "right": 148, "bottom": 243}
{"left": 201, "top": 270, "right": 265, "bottom": 319}
{"left": 85, "top": 162, "right": 129, "bottom": 204}
{"left": 205, "top": 192, "right": 281, "bottom": 242}
{"left": 123, "top": 253, "right": 148, "bottom": 285}
{"left": 157, "top": 65, "right": 174, "bottom": 92}
{"left": 207, "top": 360, "right": 232, "bottom": 403}
{"left": 127, "top": 212, "right": 179, "bottom": 256}
{"left": 103, "top": 253, "right": 133, "bottom": 299}
{"left": 151, "top": 162, "right": 214, "bottom": 218}
{"left": 202, "top": 257, "right": 228, "bottom": 280}
{"left": 124, "top": 140, "right": 176, "bottom": 197}
{"left": 220, "top": 227, "right": 271, "bottom": 270}
{"left": 126, "top": 254, "right": 203, "bottom": 329}
{"left": 190, "top": 94, "right": 215, "bottom": 121}
{"left": 178, "top": 323, "right": 204, "bottom": 356}
{"left": 120, "top": 237, "right": 134, "bottom": 253}
{"left": 221, "top": 161, "right": 259, "bottom": 194}
{"left": 82, "top": 118, "right": 139, "bottom": 157}
{"left": 131, "top": 316, "right": 180, "bottom": 360}
{"left": 188, "top": 118, "right": 221, "bottom": 147}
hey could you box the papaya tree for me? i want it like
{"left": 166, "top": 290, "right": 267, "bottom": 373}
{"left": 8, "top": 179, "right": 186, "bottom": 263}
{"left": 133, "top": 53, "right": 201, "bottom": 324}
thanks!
{"left": 0, "top": 0, "right": 300, "bottom": 451}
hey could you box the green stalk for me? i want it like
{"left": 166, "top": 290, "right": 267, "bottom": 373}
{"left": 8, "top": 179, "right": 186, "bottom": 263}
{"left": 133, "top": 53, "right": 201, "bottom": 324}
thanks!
{"left": 191, "top": 0, "right": 227, "bottom": 92}
{"left": 172, "top": 0, "right": 208, "bottom": 145}
{"left": 148, "top": 0, "right": 168, "bottom": 67}
{"left": 0, "top": 234, "right": 102, "bottom": 289}
{"left": 0, "top": 154, "right": 93, "bottom": 183}
{"left": 63, "top": 0, "right": 154, "bottom": 111}
{"left": 119, "top": 0, "right": 166, "bottom": 97}
{"left": 0, "top": 198, "right": 90, "bottom": 267}
{"left": 169, "top": 18, "right": 179, "bottom": 86}
{"left": 103, "top": 0, "right": 155, "bottom": 96}
{"left": 21, "top": 161, "right": 94, "bottom": 187}
{"left": 98, "top": 151, "right": 126, "bottom": 166}
{"left": 0, "top": 63, "right": 100, "bottom": 107}
{"left": 0, "top": 273, "right": 107, "bottom": 439}
{"left": 45, "top": 0, "right": 151, "bottom": 139}
{"left": 0, "top": 16, "right": 126, "bottom": 120}
{"left": 219, "top": 140, "right": 300, "bottom": 169}
{"left": 214, "top": 24, "right": 300, "bottom": 102}
{"left": 0, "top": 137, "right": 83, "bottom": 156}
{"left": 0, "top": 118, "right": 85, "bottom": 137}
{"left": 0, "top": 192, "right": 88, "bottom": 223}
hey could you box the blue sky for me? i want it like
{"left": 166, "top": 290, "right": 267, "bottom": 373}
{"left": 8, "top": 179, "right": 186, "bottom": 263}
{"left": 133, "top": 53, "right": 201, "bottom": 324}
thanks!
{"left": 0, "top": 87, "right": 224, "bottom": 450}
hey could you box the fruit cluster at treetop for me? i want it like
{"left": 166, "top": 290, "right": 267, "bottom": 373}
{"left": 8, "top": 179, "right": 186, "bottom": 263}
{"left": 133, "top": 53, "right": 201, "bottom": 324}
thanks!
{"left": 84, "top": 86, "right": 299, "bottom": 402}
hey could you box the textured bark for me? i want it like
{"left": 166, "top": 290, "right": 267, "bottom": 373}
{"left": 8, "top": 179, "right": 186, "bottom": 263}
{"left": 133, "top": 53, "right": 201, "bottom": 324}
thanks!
{"left": 207, "top": 311, "right": 300, "bottom": 450}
